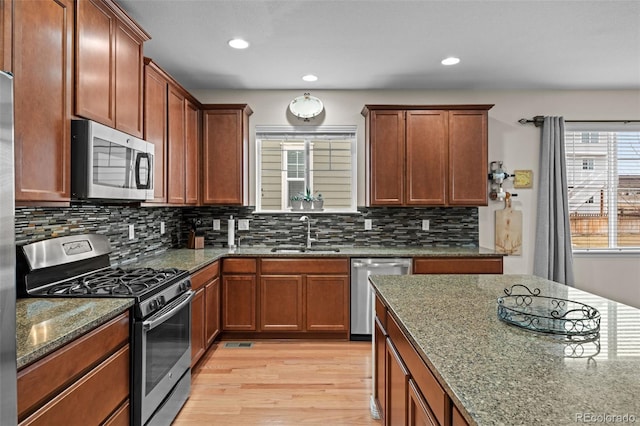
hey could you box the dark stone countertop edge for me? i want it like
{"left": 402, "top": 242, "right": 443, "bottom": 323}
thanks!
{"left": 127, "top": 246, "right": 504, "bottom": 273}
{"left": 17, "top": 298, "right": 134, "bottom": 369}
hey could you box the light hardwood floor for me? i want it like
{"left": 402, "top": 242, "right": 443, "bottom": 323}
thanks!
{"left": 173, "top": 340, "right": 382, "bottom": 425}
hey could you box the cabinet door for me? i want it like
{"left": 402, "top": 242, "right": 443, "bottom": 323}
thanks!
{"left": 413, "top": 257, "right": 503, "bottom": 274}
{"left": 191, "top": 287, "right": 206, "bottom": 367}
{"left": 406, "top": 111, "right": 447, "bottom": 205}
{"left": 374, "top": 317, "right": 387, "bottom": 421}
{"left": 448, "top": 110, "right": 488, "bottom": 205}
{"left": 260, "top": 276, "right": 303, "bottom": 331}
{"left": 76, "top": 0, "right": 115, "bottom": 127}
{"left": 222, "top": 275, "right": 257, "bottom": 331}
{"left": 305, "top": 275, "right": 349, "bottom": 332}
{"left": 184, "top": 99, "right": 199, "bottom": 205}
{"left": 386, "top": 339, "right": 409, "bottom": 426}
{"left": 167, "top": 86, "right": 185, "bottom": 204}
{"left": 205, "top": 276, "right": 221, "bottom": 346}
{"left": 1, "top": 0, "right": 11, "bottom": 71}
{"left": 13, "top": 0, "right": 72, "bottom": 203}
{"left": 202, "top": 109, "right": 244, "bottom": 205}
{"left": 114, "top": 20, "right": 143, "bottom": 137}
{"left": 408, "top": 379, "right": 437, "bottom": 426}
{"left": 369, "top": 110, "right": 405, "bottom": 205}
{"left": 143, "top": 64, "right": 168, "bottom": 203}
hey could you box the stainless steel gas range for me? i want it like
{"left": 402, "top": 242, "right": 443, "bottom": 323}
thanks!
{"left": 17, "top": 234, "right": 193, "bottom": 426}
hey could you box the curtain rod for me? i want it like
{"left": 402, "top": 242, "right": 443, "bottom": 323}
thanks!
{"left": 518, "top": 115, "right": 640, "bottom": 127}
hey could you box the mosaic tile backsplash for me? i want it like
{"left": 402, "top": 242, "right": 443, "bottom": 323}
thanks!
{"left": 15, "top": 204, "right": 478, "bottom": 264}
{"left": 183, "top": 206, "right": 479, "bottom": 248}
{"left": 15, "top": 204, "right": 182, "bottom": 265}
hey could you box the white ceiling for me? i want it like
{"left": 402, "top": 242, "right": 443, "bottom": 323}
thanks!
{"left": 117, "top": 0, "right": 640, "bottom": 91}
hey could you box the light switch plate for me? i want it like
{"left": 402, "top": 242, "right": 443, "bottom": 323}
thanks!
{"left": 364, "top": 219, "right": 372, "bottom": 230}
{"left": 238, "top": 219, "right": 249, "bottom": 231}
{"left": 422, "top": 219, "right": 430, "bottom": 231}
{"left": 213, "top": 219, "right": 220, "bottom": 231}
{"left": 160, "top": 221, "right": 165, "bottom": 235}
{"left": 128, "top": 224, "right": 135, "bottom": 240}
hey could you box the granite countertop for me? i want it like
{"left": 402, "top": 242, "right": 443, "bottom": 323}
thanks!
{"left": 125, "top": 246, "right": 502, "bottom": 273}
{"left": 16, "top": 298, "right": 133, "bottom": 369}
{"left": 369, "top": 274, "right": 640, "bottom": 426}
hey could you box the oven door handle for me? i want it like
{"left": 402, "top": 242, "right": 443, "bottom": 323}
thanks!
{"left": 143, "top": 290, "right": 195, "bottom": 331}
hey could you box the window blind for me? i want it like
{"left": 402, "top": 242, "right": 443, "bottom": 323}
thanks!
{"left": 565, "top": 126, "right": 640, "bottom": 250}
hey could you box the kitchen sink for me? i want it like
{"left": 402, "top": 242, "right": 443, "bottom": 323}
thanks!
{"left": 270, "top": 246, "right": 340, "bottom": 253}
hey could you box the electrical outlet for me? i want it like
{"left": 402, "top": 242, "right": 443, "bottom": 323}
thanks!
{"left": 422, "top": 219, "right": 430, "bottom": 231}
{"left": 213, "top": 219, "right": 220, "bottom": 231}
{"left": 160, "top": 221, "right": 165, "bottom": 235}
{"left": 364, "top": 219, "right": 372, "bottom": 230}
{"left": 238, "top": 219, "right": 249, "bottom": 231}
{"left": 128, "top": 224, "right": 135, "bottom": 240}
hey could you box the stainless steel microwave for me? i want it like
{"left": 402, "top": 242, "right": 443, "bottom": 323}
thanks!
{"left": 71, "top": 120, "right": 154, "bottom": 201}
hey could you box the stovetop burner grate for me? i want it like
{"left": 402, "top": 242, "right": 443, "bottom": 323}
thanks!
{"left": 45, "top": 267, "right": 184, "bottom": 297}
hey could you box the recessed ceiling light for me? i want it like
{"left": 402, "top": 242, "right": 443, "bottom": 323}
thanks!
{"left": 441, "top": 57, "right": 460, "bottom": 66}
{"left": 302, "top": 74, "right": 318, "bottom": 82}
{"left": 228, "top": 38, "right": 249, "bottom": 49}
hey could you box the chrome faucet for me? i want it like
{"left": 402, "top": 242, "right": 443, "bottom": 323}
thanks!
{"left": 299, "top": 215, "right": 315, "bottom": 248}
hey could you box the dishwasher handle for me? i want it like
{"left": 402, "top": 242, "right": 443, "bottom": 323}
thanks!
{"left": 352, "top": 261, "right": 411, "bottom": 269}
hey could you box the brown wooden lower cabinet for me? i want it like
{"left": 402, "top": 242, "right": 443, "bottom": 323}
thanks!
{"left": 190, "top": 260, "right": 221, "bottom": 366}
{"left": 222, "top": 274, "right": 257, "bottom": 331}
{"left": 191, "top": 287, "right": 206, "bottom": 366}
{"left": 409, "top": 379, "right": 438, "bottom": 426}
{"left": 205, "top": 275, "right": 221, "bottom": 346}
{"left": 374, "top": 317, "right": 387, "bottom": 420}
{"left": 17, "top": 312, "right": 130, "bottom": 425}
{"left": 386, "top": 338, "right": 409, "bottom": 426}
{"left": 452, "top": 404, "right": 469, "bottom": 426}
{"left": 260, "top": 275, "right": 304, "bottom": 331}
{"left": 413, "top": 256, "right": 503, "bottom": 274}
{"left": 305, "top": 274, "right": 349, "bottom": 332}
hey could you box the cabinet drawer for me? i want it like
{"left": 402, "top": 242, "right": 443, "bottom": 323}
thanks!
{"left": 191, "top": 260, "right": 220, "bottom": 291}
{"left": 103, "top": 401, "right": 130, "bottom": 426}
{"left": 223, "top": 258, "right": 256, "bottom": 274}
{"left": 413, "top": 257, "right": 503, "bottom": 274}
{"left": 375, "top": 293, "right": 387, "bottom": 329}
{"left": 261, "top": 258, "right": 349, "bottom": 275}
{"left": 20, "top": 345, "right": 130, "bottom": 426}
{"left": 387, "top": 314, "right": 449, "bottom": 426}
{"left": 17, "top": 312, "right": 130, "bottom": 420}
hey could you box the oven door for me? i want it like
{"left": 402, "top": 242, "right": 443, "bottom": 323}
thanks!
{"left": 135, "top": 290, "right": 194, "bottom": 426}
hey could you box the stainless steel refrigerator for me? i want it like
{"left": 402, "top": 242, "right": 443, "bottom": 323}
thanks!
{"left": 0, "top": 70, "right": 17, "bottom": 425}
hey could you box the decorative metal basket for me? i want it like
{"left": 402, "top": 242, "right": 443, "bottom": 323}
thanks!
{"left": 497, "top": 285, "right": 600, "bottom": 339}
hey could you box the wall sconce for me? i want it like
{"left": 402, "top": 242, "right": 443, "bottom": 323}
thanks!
{"left": 488, "top": 161, "right": 513, "bottom": 201}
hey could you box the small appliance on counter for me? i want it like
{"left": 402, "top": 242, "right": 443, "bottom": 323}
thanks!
{"left": 16, "top": 234, "right": 192, "bottom": 426}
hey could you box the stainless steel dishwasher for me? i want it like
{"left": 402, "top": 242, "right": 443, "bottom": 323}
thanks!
{"left": 350, "top": 258, "right": 412, "bottom": 340}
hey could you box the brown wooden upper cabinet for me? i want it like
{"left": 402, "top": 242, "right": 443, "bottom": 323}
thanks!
{"left": 12, "top": 0, "right": 73, "bottom": 204}
{"left": 143, "top": 58, "right": 200, "bottom": 205}
{"left": 76, "top": 0, "right": 149, "bottom": 138}
{"left": 143, "top": 60, "right": 168, "bottom": 203}
{"left": 201, "top": 105, "right": 252, "bottom": 205}
{"left": 362, "top": 105, "right": 493, "bottom": 207}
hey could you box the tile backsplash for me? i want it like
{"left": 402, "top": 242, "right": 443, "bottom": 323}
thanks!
{"left": 183, "top": 206, "right": 479, "bottom": 248}
{"left": 15, "top": 204, "right": 478, "bottom": 264}
{"left": 15, "top": 204, "right": 182, "bottom": 265}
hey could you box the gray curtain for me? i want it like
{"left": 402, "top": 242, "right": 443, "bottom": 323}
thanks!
{"left": 533, "top": 116, "right": 575, "bottom": 285}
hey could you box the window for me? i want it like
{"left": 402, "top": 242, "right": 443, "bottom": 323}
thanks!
{"left": 256, "top": 126, "right": 357, "bottom": 212}
{"left": 565, "top": 125, "right": 640, "bottom": 250}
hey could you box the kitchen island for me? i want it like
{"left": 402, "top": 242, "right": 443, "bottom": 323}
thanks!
{"left": 370, "top": 274, "right": 640, "bottom": 425}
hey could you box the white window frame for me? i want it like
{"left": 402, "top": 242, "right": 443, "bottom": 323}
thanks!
{"left": 566, "top": 123, "right": 640, "bottom": 253}
{"left": 255, "top": 125, "right": 357, "bottom": 213}
{"left": 280, "top": 142, "right": 313, "bottom": 209}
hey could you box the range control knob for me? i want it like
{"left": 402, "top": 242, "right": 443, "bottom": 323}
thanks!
{"left": 149, "top": 299, "right": 158, "bottom": 312}
{"left": 158, "top": 295, "right": 166, "bottom": 307}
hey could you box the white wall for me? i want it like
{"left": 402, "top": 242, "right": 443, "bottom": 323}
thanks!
{"left": 193, "top": 88, "right": 640, "bottom": 307}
